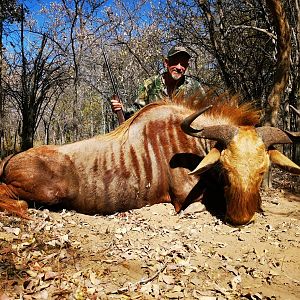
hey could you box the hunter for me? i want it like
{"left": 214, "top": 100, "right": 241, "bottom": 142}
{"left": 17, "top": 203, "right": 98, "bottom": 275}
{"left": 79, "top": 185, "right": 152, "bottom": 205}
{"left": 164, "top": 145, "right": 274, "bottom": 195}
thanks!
{"left": 111, "top": 45, "right": 205, "bottom": 119}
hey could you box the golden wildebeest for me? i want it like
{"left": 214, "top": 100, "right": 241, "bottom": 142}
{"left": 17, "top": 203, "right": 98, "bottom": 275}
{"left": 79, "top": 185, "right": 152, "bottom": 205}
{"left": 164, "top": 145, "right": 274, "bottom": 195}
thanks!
{"left": 0, "top": 95, "right": 299, "bottom": 225}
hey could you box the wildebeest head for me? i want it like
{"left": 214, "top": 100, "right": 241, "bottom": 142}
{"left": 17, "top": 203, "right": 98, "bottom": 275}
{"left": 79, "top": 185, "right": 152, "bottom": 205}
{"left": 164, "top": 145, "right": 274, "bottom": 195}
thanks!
{"left": 181, "top": 106, "right": 300, "bottom": 226}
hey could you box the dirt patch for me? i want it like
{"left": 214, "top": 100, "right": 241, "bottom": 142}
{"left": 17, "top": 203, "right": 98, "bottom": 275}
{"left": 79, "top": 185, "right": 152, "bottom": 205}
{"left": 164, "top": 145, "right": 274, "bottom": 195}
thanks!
{"left": 0, "top": 171, "right": 300, "bottom": 299}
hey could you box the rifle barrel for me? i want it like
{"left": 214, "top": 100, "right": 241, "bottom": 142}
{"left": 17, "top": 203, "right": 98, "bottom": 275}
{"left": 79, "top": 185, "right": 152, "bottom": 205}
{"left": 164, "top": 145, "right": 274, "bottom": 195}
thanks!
{"left": 101, "top": 45, "right": 125, "bottom": 125}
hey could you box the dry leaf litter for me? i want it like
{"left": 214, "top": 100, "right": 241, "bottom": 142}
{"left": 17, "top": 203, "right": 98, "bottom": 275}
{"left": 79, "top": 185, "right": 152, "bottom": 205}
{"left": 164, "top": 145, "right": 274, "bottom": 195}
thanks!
{"left": 0, "top": 170, "right": 299, "bottom": 299}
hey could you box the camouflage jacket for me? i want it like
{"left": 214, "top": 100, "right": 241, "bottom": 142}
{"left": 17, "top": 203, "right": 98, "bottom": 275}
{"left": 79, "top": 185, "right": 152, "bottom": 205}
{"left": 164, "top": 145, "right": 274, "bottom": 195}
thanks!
{"left": 124, "top": 73, "right": 205, "bottom": 118}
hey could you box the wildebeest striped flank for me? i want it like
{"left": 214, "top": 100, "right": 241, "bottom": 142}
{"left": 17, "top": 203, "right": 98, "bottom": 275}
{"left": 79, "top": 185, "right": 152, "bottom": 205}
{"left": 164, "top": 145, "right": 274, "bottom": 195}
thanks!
{"left": 0, "top": 94, "right": 299, "bottom": 225}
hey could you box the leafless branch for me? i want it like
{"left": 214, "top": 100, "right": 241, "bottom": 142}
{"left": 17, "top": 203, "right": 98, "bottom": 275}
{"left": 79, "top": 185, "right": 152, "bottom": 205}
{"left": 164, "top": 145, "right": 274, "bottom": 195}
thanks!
{"left": 225, "top": 25, "right": 277, "bottom": 40}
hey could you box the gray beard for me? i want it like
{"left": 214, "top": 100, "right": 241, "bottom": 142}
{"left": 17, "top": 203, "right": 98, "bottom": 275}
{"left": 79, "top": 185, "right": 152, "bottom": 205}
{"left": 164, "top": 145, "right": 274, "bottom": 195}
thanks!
{"left": 171, "top": 72, "right": 183, "bottom": 81}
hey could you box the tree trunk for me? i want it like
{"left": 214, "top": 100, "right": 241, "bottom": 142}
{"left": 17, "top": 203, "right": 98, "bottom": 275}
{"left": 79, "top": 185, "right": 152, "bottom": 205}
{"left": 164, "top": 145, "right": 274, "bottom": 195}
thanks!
{"left": 290, "top": 0, "right": 300, "bottom": 163}
{"left": 262, "top": 0, "right": 291, "bottom": 188}
{"left": 264, "top": 0, "right": 291, "bottom": 127}
{"left": 20, "top": 108, "right": 35, "bottom": 150}
{"left": 0, "top": 21, "right": 4, "bottom": 157}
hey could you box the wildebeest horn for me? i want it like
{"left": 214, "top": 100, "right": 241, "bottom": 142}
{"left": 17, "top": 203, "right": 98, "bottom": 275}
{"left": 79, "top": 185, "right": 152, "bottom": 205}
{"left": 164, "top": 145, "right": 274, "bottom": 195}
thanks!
{"left": 255, "top": 127, "right": 292, "bottom": 148}
{"left": 286, "top": 105, "right": 300, "bottom": 142}
{"left": 290, "top": 105, "right": 300, "bottom": 117}
{"left": 181, "top": 105, "right": 213, "bottom": 137}
{"left": 284, "top": 131, "right": 300, "bottom": 143}
{"left": 181, "top": 106, "right": 238, "bottom": 145}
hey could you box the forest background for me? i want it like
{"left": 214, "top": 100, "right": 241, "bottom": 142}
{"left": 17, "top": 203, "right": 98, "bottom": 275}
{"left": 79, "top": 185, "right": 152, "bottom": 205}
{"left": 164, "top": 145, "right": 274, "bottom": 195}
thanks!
{"left": 0, "top": 0, "right": 299, "bottom": 162}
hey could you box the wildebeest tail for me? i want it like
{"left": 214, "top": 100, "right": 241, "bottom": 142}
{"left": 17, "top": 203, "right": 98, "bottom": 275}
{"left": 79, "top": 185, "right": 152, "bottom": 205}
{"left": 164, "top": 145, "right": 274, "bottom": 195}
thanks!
{"left": 0, "top": 196, "right": 30, "bottom": 219}
{"left": 0, "top": 154, "right": 30, "bottom": 218}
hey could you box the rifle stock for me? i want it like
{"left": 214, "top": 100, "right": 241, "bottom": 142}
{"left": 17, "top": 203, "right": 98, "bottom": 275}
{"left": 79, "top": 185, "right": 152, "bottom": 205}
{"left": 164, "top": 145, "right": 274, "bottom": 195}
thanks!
{"left": 112, "top": 95, "right": 126, "bottom": 124}
{"left": 116, "top": 109, "right": 125, "bottom": 123}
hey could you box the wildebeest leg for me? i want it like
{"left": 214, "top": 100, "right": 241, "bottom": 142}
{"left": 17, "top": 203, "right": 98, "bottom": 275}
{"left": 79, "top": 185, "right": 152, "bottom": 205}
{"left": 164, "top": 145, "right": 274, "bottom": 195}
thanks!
{"left": 0, "top": 185, "right": 30, "bottom": 218}
{"left": 180, "top": 180, "right": 207, "bottom": 211}
{"left": 169, "top": 174, "right": 204, "bottom": 213}
{"left": 169, "top": 153, "right": 204, "bottom": 212}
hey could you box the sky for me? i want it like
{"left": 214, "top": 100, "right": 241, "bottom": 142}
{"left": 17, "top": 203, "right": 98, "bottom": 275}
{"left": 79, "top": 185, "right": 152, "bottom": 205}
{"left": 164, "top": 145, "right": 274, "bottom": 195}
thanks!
{"left": 22, "top": 0, "right": 46, "bottom": 15}
{"left": 19, "top": 0, "right": 152, "bottom": 30}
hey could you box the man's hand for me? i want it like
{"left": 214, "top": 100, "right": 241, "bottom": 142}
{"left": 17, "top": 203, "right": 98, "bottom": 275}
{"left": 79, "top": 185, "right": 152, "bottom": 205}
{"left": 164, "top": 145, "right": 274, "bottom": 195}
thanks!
{"left": 111, "top": 95, "right": 123, "bottom": 113}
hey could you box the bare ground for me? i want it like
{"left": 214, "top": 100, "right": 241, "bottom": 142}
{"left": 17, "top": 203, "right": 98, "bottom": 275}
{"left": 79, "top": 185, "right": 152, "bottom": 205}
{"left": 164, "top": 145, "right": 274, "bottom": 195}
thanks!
{"left": 0, "top": 170, "right": 299, "bottom": 300}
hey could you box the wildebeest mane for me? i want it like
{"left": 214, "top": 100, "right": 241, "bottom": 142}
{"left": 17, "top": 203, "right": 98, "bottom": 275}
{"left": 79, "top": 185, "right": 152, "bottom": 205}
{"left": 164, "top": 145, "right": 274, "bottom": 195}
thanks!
{"left": 99, "top": 92, "right": 261, "bottom": 144}
{"left": 177, "top": 92, "right": 261, "bottom": 126}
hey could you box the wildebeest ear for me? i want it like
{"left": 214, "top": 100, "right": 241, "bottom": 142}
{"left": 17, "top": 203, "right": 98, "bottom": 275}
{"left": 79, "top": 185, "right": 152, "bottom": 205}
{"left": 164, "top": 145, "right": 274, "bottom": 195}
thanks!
{"left": 189, "top": 147, "right": 221, "bottom": 175}
{"left": 169, "top": 153, "right": 201, "bottom": 171}
{"left": 269, "top": 148, "right": 300, "bottom": 175}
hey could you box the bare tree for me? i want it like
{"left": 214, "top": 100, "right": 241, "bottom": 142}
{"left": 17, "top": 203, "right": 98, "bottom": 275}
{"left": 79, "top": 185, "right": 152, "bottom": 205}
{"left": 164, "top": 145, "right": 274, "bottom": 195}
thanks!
{"left": 286, "top": 0, "right": 300, "bottom": 162}
{"left": 3, "top": 17, "right": 69, "bottom": 150}
{"left": 2, "top": 0, "right": 298, "bottom": 156}
{"left": 0, "top": 0, "right": 23, "bottom": 155}
{"left": 264, "top": 0, "right": 291, "bottom": 127}
{"left": 157, "top": 0, "right": 281, "bottom": 99}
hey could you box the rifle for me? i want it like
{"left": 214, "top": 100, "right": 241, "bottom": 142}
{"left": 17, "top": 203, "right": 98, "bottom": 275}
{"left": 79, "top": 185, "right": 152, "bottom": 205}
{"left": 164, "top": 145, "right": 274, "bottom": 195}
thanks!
{"left": 101, "top": 44, "right": 125, "bottom": 125}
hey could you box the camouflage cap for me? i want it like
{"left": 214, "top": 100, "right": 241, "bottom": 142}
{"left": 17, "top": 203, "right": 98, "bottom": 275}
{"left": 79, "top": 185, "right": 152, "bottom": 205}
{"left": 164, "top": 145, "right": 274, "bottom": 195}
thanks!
{"left": 167, "top": 45, "right": 191, "bottom": 59}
